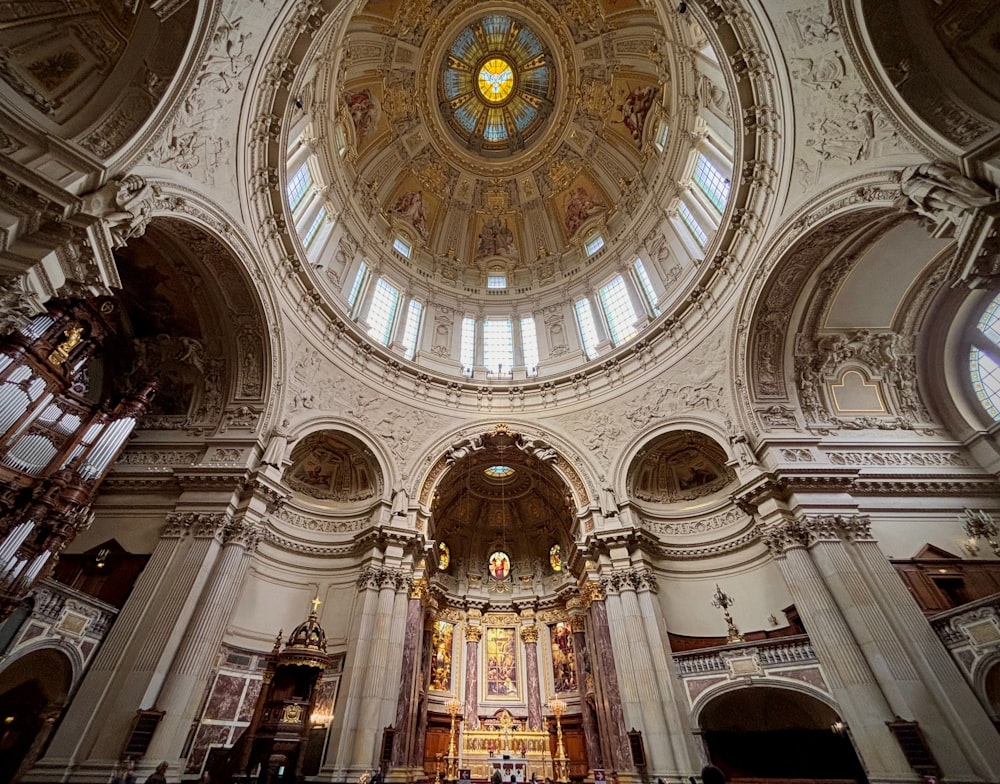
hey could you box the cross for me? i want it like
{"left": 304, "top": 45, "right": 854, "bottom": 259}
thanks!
{"left": 311, "top": 596, "right": 322, "bottom": 613}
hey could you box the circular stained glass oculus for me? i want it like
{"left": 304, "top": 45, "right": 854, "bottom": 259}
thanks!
{"left": 484, "top": 465, "right": 514, "bottom": 478}
{"left": 478, "top": 57, "right": 515, "bottom": 104}
{"left": 440, "top": 14, "right": 555, "bottom": 154}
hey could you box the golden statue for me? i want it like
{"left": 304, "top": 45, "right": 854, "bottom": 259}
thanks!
{"left": 48, "top": 325, "right": 84, "bottom": 366}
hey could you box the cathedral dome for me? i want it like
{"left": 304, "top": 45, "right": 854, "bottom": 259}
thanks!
{"left": 281, "top": 0, "right": 740, "bottom": 384}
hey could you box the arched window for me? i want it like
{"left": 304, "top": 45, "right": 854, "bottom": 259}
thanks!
{"left": 970, "top": 291, "right": 1000, "bottom": 421}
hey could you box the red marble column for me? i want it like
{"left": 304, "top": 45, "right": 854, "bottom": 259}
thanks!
{"left": 587, "top": 582, "right": 632, "bottom": 772}
{"left": 392, "top": 580, "right": 429, "bottom": 766}
{"left": 520, "top": 625, "right": 542, "bottom": 730}
{"left": 410, "top": 620, "right": 434, "bottom": 768}
{"left": 464, "top": 623, "right": 482, "bottom": 728}
{"left": 568, "top": 606, "right": 601, "bottom": 768}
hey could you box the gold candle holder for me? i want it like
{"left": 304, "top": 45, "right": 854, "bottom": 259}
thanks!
{"left": 548, "top": 697, "right": 569, "bottom": 784}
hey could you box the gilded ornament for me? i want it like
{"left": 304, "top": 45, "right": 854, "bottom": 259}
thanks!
{"left": 48, "top": 324, "right": 84, "bottom": 366}
{"left": 465, "top": 624, "right": 483, "bottom": 642}
{"left": 520, "top": 625, "right": 539, "bottom": 644}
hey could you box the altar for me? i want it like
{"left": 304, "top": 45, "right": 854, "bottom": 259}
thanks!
{"left": 459, "top": 710, "right": 553, "bottom": 781}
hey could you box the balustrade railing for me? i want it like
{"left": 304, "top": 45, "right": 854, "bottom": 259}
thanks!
{"left": 672, "top": 634, "right": 817, "bottom": 676}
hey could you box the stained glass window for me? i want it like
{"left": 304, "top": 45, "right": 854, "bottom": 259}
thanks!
{"left": 430, "top": 621, "right": 454, "bottom": 691}
{"left": 438, "top": 541, "right": 451, "bottom": 571}
{"left": 550, "top": 622, "right": 577, "bottom": 692}
{"left": 486, "top": 626, "right": 518, "bottom": 697}
{"left": 488, "top": 551, "right": 511, "bottom": 580}
{"left": 549, "top": 544, "right": 562, "bottom": 572}
{"left": 440, "top": 15, "right": 555, "bottom": 154}
{"left": 485, "top": 465, "right": 514, "bottom": 478}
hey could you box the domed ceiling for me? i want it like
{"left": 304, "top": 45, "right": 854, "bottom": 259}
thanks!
{"left": 330, "top": 0, "right": 678, "bottom": 288}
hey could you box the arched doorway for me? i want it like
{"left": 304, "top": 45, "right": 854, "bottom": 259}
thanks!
{"left": 0, "top": 647, "right": 74, "bottom": 784}
{"left": 699, "top": 686, "right": 867, "bottom": 783}
{"left": 984, "top": 661, "right": 1000, "bottom": 730}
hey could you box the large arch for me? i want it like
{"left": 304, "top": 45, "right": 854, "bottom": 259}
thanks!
{"left": 0, "top": 646, "right": 75, "bottom": 784}
{"left": 696, "top": 684, "right": 865, "bottom": 782}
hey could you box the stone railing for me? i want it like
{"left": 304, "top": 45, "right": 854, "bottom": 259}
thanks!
{"left": 673, "top": 634, "right": 817, "bottom": 677}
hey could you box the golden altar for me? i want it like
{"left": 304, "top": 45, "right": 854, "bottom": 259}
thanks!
{"left": 459, "top": 711, "right": 553, "bottom": 780}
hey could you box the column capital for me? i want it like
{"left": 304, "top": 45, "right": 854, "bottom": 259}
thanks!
{"left": 758, "top": 519, "right": 809, "bottom": 557}
{"left": 568, "top": 615, "right": 586, "bottom": 633}
{"left": 410, "top": 577, "right": 431, "bottom": 601}
{"left": 520, "top": 625, "right": 539, "bottom": 644}
{"left": 579, "top": 579, "right": 605, "bottom": 608}
{"left": 357, "top": 565, "right": 409, "bottom": 591}
{"left": 801, "top": 513, "right": 874, "bottom": 543}
{"left": 465, "top": 624, "right": 483, "bottom": 642}
{"left": 223, "top": 519, "right": 262, "bottom": 551}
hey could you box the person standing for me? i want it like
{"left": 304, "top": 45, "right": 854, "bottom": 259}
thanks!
{"left": 144, "top": 762, "right": 168, "bottom": 784}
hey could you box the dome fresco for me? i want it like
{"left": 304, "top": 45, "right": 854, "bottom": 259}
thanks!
{"left": 297, "top": 0, "right": 738, "bottom": 381}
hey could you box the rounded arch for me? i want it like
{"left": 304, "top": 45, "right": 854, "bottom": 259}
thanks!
{"left": 284, "top": 416, "right": 399, "bottom": 508}
{"left": 113, "top": 183, "right": 286, "bottom": 432}
{"left": 414, "top": 421, "right": 597, "bottom": 518}
{"left": 0, "top": 644, "right": 77, "bottom": 784}
{"left": 694, "top": 682, "right": 865, "bottom": 782}
{"left": 733, "top": 176, "right": 950, "bottom": 439}
{"left": 931, "top": 283, "right": 1000, "bottom": 471}
{"left": 839, "top": 0, "right": 1000, "bottom": 162}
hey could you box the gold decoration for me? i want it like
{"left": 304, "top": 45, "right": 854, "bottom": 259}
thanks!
{"left": 485, "top": 184, "right": 511, "bottom": 215}
{"left": 548, "top": 697, "right": 570, "bottom": 783}
{"left": 580, "top": 81, "right": 613, "bottom": 118}
{"left": 520, "top": 625, "right": 539, "bottom": 644}
{"left": 48, "top": 324, "right": 84, "bottom": 366}
{"left": 482, "top": 611, "right": 518, "bottom": 626}
{"left": 382, "top": 83, "right": 413, "bottom": 123}
{"left": 410, "top": 578, "right": 431, "bottom": 600}
{"left": 465, "top": 624, "right": 483, "bottom": 642}
{"left": 420, "top": 162, "right": 450, "bottom": 195}
{"left": 547, "top": 159, "right": 574, "bottom": 190}
{"left": 569, "top": 616, "right": 586, "bottom": 633}
{"left": 579, "top": 580, "right": 604, "bottom": 608}
{"left": 281, "top": 703, "right": 304, "bottom": 723}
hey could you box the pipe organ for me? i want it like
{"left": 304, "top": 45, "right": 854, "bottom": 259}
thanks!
{"left": 0, "top": 298, "right": 156, "bottom": 619}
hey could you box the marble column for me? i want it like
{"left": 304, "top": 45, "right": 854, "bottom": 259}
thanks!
{"left": 464, "top": 622, "right": 482, "bottom": 728}
{"left": 609, "top": 569, "right": 683, "bottom": 775}
{"left": 351, "top": 569, "right": 406, "bottom": 765}
{"left": 392, "top": 580, "right": 429, "bottom": 768}
{"left": 520, "top": 625, "right": 542, "bottom": 730}
{"left": 30, "top": 512, "right": 229, "bottom": 781}
{"left": 567, "top": 601, "right": 601, "bottom": 769}
{"left": 759, "top": 520, "right": 912, "bottom": 782}
{"left": 632, "top": 574, "right": 697, "bottom": 775}
{"left": 331, "top": 566, "right": 398, "bottom": 781}
{"left": 144, "top": 518, "right": 261, "bottom": 766}
{"left": 817, "top": 514, "right": 1000, "bottom": 781}
{"left": 585, "top": 581, "right": 631, "bottom": 773}
{"left": 410, "top": 620, "right": 434, "bottom": 768}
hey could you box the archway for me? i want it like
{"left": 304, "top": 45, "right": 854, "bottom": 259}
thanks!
{"left": 984, "top": 661, "right": 1000, "bottom": 729}
{"left": 699, "top": 686, "right": 867, "bottom": 782}
{"left": 0, "top": 647, "right": 74, "bottom": 783}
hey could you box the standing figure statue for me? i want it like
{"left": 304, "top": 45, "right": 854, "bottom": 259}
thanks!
{"left": 898, "top": 162, "right": 998, "bottom": 233}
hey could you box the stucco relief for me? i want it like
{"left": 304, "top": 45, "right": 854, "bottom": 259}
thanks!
{"left": 146, "top": 6, "right": 259, "bottom": 189}
{"left": 559, "top": 331, "right": 728, "bottom": 466}
{"left": 288, "top": 342, "right": 445, "bottom": 467}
